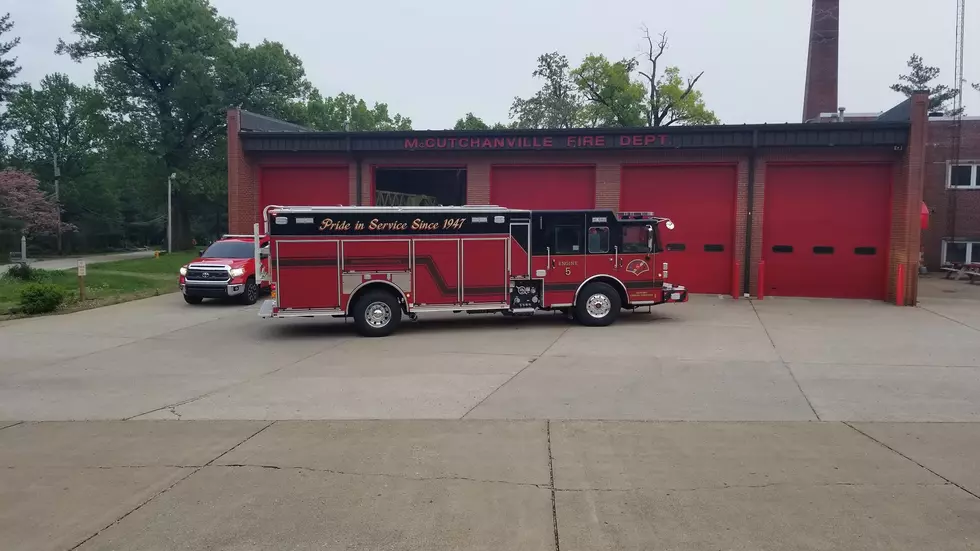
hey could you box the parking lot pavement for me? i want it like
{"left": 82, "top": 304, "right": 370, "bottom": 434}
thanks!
{"left": 3, "top": 419, "right": 979, "bottom": 551}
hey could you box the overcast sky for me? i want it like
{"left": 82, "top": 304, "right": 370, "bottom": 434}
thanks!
{"left": 8, "top": 0, "right": 978, "bottom": 129}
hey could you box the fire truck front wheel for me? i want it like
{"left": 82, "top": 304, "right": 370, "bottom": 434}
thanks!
{"left": 352, "top": 289, "right": 402, "bottom": 337}
{"left": 575, "top": 282, "right": 621, "bottom": 327}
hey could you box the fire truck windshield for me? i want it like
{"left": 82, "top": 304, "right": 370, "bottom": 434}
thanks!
{"left": 201, "top": 241, "right": 254, "bottom": 259}
{"left": 622, "top": 224, "right": 659, "bottom": 253}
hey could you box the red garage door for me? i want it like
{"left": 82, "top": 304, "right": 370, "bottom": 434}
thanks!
{"left": 490, "top": 166, "right": 595, "bottom": 209}
{"left": 763, "top": 164, "right": 890, "bottom": 299}
{"left": 260, "top": 166, "right": 350, "bottom": 218}
{"left": 621, "top": 165, "right": 737, "bottom": 294}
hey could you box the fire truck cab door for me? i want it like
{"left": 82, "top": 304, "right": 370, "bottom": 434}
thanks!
{"left": 532, "top": 212, "right": 586, "bottom": 307}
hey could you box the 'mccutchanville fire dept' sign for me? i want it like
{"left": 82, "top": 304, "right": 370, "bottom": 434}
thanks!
{"left": 403, "top": 133, "right": 671, "bottom": 151}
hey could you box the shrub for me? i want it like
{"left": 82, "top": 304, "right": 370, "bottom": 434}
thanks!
{"left": 2, "top": 263, "right": 49, "bottom": 282}
{"left": 18, "top": 283, "right": 66, "bottom": 314}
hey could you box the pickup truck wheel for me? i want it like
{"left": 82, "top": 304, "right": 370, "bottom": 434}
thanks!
{"left": 353, "top": 290, "right": 402, "bottom": 337}
{"left": 239, "top": 277, "right": 260, "bottom": 305}
{"left": 183, "top": 295, "right": 203, "bottom": 305}
{"left": 574, "top": 282, "right": 621, "bottom": 327}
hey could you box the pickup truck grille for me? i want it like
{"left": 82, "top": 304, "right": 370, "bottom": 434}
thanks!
{"left": 185, "top": 267, "right": 230, "bottom": 282}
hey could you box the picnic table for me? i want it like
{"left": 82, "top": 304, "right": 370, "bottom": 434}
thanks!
{"left": 941, "top": 263, "right": 980, "bottom": 283}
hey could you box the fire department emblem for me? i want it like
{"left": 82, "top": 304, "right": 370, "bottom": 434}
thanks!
{"left": 626, "top": 259, "right": 650, "bottom": 276}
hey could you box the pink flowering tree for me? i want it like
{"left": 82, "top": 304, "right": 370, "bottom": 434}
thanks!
{"left": 0, "top": 169, "right": 75, "bottom": 236}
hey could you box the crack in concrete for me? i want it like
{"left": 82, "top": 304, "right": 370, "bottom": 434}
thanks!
{"left": 553, "top": 480, "right": 955, "bottom": 493}
{"left": 67, "top": 421, "right": 275, "bottom": 550}
{"left": 213, "top": 463, "right": 551, "bottom": 489}
{"left": 749, "top": 299, "right": 821, "bottom": 421}
{"left": 547, "top": 419, "right": 560, "bottom": 551}
{"left": 844, "top": 421, "right": 980, "bottom": 502}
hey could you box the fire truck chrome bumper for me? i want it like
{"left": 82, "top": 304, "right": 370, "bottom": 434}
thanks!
{"left": 664, "top": 286, "right": 688, "bottom": 303}
{"left": 258, "top": 299, "right": 276, "bottom": 318}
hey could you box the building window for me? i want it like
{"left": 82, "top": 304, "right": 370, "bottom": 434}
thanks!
{"left": 942, "top": 240, "right": 980, "bottom": 265}
{"left": 948, "top": 163, "right": 979, "bottom": 188}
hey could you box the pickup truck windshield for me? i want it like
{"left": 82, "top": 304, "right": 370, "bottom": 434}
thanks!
{"left": 202, "top": 241, "right": 254, "bottom": 259}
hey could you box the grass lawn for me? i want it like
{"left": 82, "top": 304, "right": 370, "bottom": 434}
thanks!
{"left": 0, "top": 250, "right": 198, "bottom": 316}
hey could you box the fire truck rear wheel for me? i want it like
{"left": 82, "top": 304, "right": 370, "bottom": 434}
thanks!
{"left": 575, "top": 282, "right": 621, "bottom": 327}
{"left": 353, "top": 289, "right": 402, "bottom": 337}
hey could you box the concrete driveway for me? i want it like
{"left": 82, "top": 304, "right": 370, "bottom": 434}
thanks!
{"left": 2, "top": 285, "right": 980, "bottom": 550}
{"left": 2, "top": 290, "right": 980, "bottom": 422}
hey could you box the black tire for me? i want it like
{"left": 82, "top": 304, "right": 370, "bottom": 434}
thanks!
{"left": 183, "top": 294, "right": 203, "bottom": 305}
{"left": 239, "top": 277, "right": 260, "bottom": 305}
{"left": 574, "top": 282, "right": 621, "bottom": 327}
{"left": 352, "top": 289, "right": 402, "bottom": 337}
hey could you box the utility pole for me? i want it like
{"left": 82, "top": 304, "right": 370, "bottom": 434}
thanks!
{"left": 52, "top": 151, "right": 62, "bottom": 255}
{"left": 167, "top": 173, "right": 176, "bottom": 253}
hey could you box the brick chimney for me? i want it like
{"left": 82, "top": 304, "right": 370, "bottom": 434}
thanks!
{"left": 802, "top": 0, "right": 840, "bottom": 122}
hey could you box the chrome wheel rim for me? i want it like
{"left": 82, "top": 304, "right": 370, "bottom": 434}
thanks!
{"left": 365, "top": 301, "right": 392, "bottom": 328}
{"left": 585, "top": 293, "right": 612, "bottom": 318}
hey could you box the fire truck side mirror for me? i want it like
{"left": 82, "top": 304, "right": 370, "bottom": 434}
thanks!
{"left": 646, "top": 225, "right": 654, "bottom": 253}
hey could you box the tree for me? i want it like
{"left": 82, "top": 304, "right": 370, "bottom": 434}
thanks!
{"left": 891, "top": 54, "right": 961, "bottom": 116}
{"left": 453, "top": 113, "right": 508, "bottom": 130}
{"left": 288, "top": 90, "right": 412, "bottom": 131}
{"left": 7, "top": 73, "right": 109, "bottom": 176}
{"left": 0, "top": 13, "right": 20, "bottom": 105}
{"left": 57, "top": 0, "right": 311, "bottom": 249}
{"left": 635, "top": 28, "right": 717, "bottom": 126}
{"left": 571, "top": 55, "right": 645, "bottom": 127}
{"left": 510, "top": 53, "right": 584, "bottom": 129}
{"left": 0, "top": 169, "right": 74, "bottom": 237}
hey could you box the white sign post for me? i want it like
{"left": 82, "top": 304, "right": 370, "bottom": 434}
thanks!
{"left": 76, "top": 260, "right": 87, "bottom": 300}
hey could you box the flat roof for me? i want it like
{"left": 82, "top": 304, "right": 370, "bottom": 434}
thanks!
{"left": 237, "top": 110, "right": 910, "bottom": 154}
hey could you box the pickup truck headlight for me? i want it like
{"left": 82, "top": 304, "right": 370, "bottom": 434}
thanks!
{"left": 179, "top": 266, "right": 187, "bottom": 276}
{"left": 229, "top": 267, "right": 245, "bottom": 278}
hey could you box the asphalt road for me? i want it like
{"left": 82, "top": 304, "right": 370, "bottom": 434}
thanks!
{"left": 2, "top": 280, "right": 980, "bottom": 550}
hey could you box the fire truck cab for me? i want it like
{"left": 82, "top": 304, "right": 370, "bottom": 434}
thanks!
{"left": 258, "top": 205, "right": 687, "bottom": 337}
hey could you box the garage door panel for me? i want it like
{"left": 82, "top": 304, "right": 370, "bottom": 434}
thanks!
{"left": 621, "top": 165, "right": 737, "bottom": 294}
{"left": 763, "top": 164, "right": 890, "bottom": 300}
{"left": 491, "top": 166, "right": 595, "bottom": 210}
{"left": 260, "top": 166, "right": 350, "bottom": 220}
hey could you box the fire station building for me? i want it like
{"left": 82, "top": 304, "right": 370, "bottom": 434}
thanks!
{"left": 226, "top": 92, "right": 930, "bottom": 304}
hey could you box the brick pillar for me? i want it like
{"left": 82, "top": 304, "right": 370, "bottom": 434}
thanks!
{"left": 467, "top": 161, "right": 491, "bottom": 205}
{"left": 595, "top": 162, "right": 620, "bottom": 209}
{"left": 226, "top": 109, "right": 256, "bottom": 234}
{"left": 889, "top": 92, "right": 929, "bottom": 305}
{"left": 802, "top": 0, "right": 839, "bottom": 122}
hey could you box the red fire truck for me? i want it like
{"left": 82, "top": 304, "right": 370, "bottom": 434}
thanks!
{"left": 257, "top": 205, "right": 687, "bottom": 336}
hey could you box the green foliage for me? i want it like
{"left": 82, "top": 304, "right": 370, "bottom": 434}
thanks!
{"left": 509, "top": 30, "right": 716, "bottom": 129}
{"left": 2, "top": 263, "right": 48, "bottom": 282}
{"left": 453, "top": 113, "right": 509, "bottom": 131}
{"left": 510, "top": 53, "right": 584, "bottom": 129}
{"left": 0, "top": 13, "right": 20, "bottom": 105}
{"left": 891, "top": 54, "right": 961, "bottom": 116}
{"left": 18, "top": 283, "right": 65, "bottom": 314}
{"left": 287, "top": 91, "right": 411, "bottom": 131}
{"left": 572, "top": 55, "right": 645, "bottom": 127}
{"left": 56, "top": 0, "right": 311, "bottom": 249}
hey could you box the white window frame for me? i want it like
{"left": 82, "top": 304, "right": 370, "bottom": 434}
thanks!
{"left": 941, "top": 240, "right": 980, "bottom": 265}
{"left": 946, "top": 162, "right": 980, "bottom": 189}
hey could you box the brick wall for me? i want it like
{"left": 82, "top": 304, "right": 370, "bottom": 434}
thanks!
{"left": 922, "top": 119, "right": 980, "bottom": 269}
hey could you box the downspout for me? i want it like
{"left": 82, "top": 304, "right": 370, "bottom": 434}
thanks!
{"left": 743, "top": 129, "right": 759, "bottom": 296}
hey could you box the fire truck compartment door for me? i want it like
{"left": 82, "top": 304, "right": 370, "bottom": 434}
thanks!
{"left": 461, "top": 239, "right": 508, "bottom": 304}
{"left": 275, "top": 240, "right": 340, "bottom": 310}
{"left": 533, "top": 212, "right": 587, "bottom": 306}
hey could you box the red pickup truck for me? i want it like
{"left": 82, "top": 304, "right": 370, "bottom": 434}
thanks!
{"left": 178, "top": 235, "right": 269, "bottom": 305}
